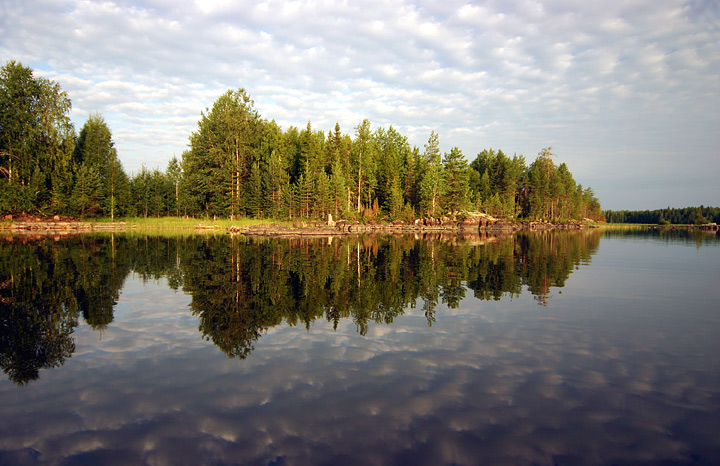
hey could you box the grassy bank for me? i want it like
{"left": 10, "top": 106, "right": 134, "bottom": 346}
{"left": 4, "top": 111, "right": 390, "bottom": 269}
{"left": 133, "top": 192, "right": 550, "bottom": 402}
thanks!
{"left": 116, "top": 216, "right": 292, "bottom": 231}
{"left": 597, "top": 223, "right": 653, "bottom": 229}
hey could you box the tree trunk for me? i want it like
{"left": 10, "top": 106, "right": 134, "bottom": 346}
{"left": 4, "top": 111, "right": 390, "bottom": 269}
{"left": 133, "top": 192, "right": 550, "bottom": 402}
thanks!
{"left": 357, "top": 167, "right": 362, "bottom": 212}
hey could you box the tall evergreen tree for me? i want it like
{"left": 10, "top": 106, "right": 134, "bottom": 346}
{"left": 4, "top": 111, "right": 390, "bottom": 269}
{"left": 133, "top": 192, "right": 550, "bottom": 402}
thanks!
{"left": 351, "top": 119, "right": 377, "bottom": 214}
{"left": 0, "top": 61, "right": 74, "bottom": 214}
{"left": 182, "top": 89, "right": 261, "bottom": 218}
{"left": 375, "top": 126, "right": 407, "bottom": 217}
{"left": 166, "top": 156, "right": 182, "bottom": 217}
{"left": 260, "top": 121, "right": 290, "bottom": 218}
{"left": 418, "top": 131, "right": 443, "bottom": 216}
{"left": 402, "top": 147, "right": 421, "bottom": 213}
{"left": 72, "top": 113, "right": 127, "bottom": 218}
{"left": 442, "top": 147, "right": 469, "bottom": 212}
{"left": 526, "top": 157, "right": 551, "bottom": 219}
{"left": 324, "top": 122, "right": 351, "bottom": 218}
{"left": 70, "top": 162, "right": 102, "bottom": 217}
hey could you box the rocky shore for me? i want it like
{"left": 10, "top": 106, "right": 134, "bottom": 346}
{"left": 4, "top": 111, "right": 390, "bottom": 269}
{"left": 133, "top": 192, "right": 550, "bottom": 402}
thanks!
{"left": 229, "top": 212, "right": 595, "bottom": 237}
{"left": 1, "top": 217, "right": 126, "bottom": 236}
{"left": 2, "top": 212, "right": 598, "bottom": 238}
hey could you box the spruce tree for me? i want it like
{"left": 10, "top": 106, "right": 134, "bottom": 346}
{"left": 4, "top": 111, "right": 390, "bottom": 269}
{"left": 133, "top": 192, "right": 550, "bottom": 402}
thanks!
{"left": 0, "top": 61, "right": 74, "bottom": 215}
{"left": 418, "top": 131, "right": 444, "bottom": 217}
{"left": 442, "top": 147, "right": 469, "bottom": 212}
{"left": 72, "top": 113, "right": 127, "bottom": 218}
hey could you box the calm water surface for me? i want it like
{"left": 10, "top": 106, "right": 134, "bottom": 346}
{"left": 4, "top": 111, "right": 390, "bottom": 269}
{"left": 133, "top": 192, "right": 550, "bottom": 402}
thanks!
{"left": 1, "top": 230, "right": 718, "bottom": 465}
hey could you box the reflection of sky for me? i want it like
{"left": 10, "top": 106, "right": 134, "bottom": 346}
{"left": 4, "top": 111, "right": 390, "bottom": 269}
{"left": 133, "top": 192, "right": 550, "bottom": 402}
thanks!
{"left": 1, "top": 237, "right": 719, "bottom": 465}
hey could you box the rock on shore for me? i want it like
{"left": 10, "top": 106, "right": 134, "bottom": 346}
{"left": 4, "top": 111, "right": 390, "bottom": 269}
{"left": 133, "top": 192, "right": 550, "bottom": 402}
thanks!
{"left": 228, "top": 212, "right": 594, "bottom": 237}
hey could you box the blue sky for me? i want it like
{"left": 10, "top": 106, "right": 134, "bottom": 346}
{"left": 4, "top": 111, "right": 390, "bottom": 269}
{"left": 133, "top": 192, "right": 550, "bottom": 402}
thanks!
{"left": 1, "top": 0, "right": 718, "bottom": 210}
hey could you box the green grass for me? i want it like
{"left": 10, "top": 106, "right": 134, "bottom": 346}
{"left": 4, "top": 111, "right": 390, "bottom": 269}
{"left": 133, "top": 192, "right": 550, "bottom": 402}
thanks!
{"left": 597, "top": 223, "right": 654, "bottom": 229}
{"left": 48, "top": 216, "right": 295, "bottom": 236}
{"left": 117, "top": 216, "right": 292, "bottom": 230}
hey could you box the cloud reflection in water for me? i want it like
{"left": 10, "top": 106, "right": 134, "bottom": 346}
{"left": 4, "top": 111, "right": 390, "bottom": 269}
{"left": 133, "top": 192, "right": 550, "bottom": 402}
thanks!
{"left": 0, "top": 231, "right": 718, "bottom": 465}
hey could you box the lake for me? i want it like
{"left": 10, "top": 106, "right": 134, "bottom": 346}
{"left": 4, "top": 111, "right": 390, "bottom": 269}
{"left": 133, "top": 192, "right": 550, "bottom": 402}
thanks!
{"left": 1, "top": 229, "right": 719, "bottom": 465}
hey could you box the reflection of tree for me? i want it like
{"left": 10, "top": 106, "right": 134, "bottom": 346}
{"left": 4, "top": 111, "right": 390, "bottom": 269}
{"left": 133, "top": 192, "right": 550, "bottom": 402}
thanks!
{"left": 0, "top": 271, "right": 77, "bottom": 384}
{"left": 181, "top": 238, "right": 282, "bottom": 359}
{"left": 1, "top": 240, "right": 78, "bottom": 384}
{"left": 181, "top": 236, "right": 429, "bottom": 357}
{"left": 0, "top": 230, "right": 603, "bottom": 379}
{"left": 181, "top": 231, "right": 601, "bottom": 358}
{"left": 603, "top": 228, "right": 720, "bottom": 250}
{"left": 467, "top": 231, "right": 601, "bottom": 305}
{"left": 519, "top": 231, "right": 600, "bottom": 305}
{"left": 0, "top": 235, "right": 137, "bottom": 384}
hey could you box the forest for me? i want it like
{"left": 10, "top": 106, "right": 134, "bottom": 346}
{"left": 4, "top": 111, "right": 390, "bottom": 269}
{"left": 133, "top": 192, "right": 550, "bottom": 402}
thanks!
{"left": 605, "top": 206, "right": 720, "bottom": 225}
{"left": 0, "top": 60, "right": 603, "bottom": 222}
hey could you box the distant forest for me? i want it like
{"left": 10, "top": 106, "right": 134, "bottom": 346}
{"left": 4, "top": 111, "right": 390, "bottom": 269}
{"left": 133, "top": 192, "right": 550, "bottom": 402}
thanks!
{"left": 605, "top": 206, "right": 720, "bottom": 225}
{"left": 1, "top": 60, "right": 602, "bottom": 221}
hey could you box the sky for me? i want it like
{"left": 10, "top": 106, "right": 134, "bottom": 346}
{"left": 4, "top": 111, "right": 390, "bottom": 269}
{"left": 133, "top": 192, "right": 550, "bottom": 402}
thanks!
{"left": 1, "top": 0, "right": 718, "bottom": 210}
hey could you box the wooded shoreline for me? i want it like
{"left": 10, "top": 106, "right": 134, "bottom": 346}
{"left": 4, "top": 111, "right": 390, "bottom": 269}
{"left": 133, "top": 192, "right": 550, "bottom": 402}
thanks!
{"left": 1, "top": 62, "right": 604, "bottom": 224}
{"left": 648, "top": 223, "right": 719, "bottom": 232}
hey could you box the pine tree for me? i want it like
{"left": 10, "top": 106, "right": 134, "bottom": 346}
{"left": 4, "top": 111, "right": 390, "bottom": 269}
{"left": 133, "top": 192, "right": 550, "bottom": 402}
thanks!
{"left": 247, "top": 161, "right": 263, "bottom": 218}
{"left": 166, "top": 156, "right": 182, "bottom": 217}
{"left": 182, "top": 89, "right": 261, "bottom": 218}
{"left": 71, "top": 113, "right": 127, "bottom": 218}
{"left": 266, "top": 149, "right": 290, "bottom": 218}
{"left": 0, "top": 61, "right": 74, "bottom": 215}
{"left": 527, "top": 158, "right": 550, "bottom": 219}
{"left": 71, "top": 162, "right": 102, "bottom": 217}
{"left": 403, "top": 147, "right": 421, "bottom": 213}
{"left": 442, "top": 147, "right": 469, "bottom": 212}
{"left": 374, "top": 126, "right": 408, "bottom": 217}
{"left": 330, "top": 159, "right": 347, "bottom": 218}
{"left": 351, "top": 119, "right": 377, "bottom": 214}
{"left": 418, "top": 131, "right": 444, "bottom": 217}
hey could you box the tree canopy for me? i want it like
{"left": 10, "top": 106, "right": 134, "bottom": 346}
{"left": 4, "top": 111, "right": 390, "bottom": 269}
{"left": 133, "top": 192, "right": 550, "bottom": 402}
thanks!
{"left": 1, "top": 61, "right": 603, "bottom": 221}
{"left": 175, "top": 90, "right": 603, "bottom": 221}
{"left": 0, "top": 61, "right": 74, "bottom": 214}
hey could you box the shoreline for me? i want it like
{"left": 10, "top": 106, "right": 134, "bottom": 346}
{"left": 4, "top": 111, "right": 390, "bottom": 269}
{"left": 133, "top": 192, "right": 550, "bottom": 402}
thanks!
{"left": 6, "top": 220, "right": 717, "bottom": 239}
{"left": 1, "top": 221, "right": 128, "bottom": 234}
{"left": 228, "top": 218, "right": 596, "bottom": 237}
{"left": 648, "top": 223, "right": 719, "bottom": 232}
{"left": 1, "top": 217, "right": 601, "bottom": 238}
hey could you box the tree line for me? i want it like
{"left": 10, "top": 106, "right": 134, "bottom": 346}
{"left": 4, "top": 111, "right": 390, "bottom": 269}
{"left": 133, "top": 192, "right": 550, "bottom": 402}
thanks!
{"left": 605, "top": 206, "right": 720, "bottom": 225}
{"left": 1, "top": 61, "right": 602, "bottom": 221}
{"left": 0, "top": 231, "right": 601, "bottom": 383}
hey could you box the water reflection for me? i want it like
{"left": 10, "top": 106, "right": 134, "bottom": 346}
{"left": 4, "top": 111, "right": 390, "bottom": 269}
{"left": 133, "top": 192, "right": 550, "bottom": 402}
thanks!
{"left": 603, "top": 227, "right": 720, "bottom": 248}
{"left": 0, "top": 236, "right": 129, "bottom": 384}
{"left": 1, "top": 230, "right": 719, "bottom": 465}
{"left": 0, "top": 231, "right": 601, "bottom": 383}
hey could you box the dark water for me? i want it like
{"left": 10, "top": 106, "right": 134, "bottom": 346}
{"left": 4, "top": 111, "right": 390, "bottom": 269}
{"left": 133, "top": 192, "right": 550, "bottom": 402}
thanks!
{"left": 1, "top": 230, "right": 719, "bottom": 465}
